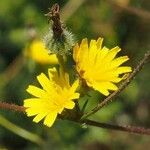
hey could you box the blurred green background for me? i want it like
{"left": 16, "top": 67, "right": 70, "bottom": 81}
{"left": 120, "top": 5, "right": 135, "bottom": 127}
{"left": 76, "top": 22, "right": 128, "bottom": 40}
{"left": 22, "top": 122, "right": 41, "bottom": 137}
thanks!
{"left": 0, "top": 0, "right": 150, "bottom": 149}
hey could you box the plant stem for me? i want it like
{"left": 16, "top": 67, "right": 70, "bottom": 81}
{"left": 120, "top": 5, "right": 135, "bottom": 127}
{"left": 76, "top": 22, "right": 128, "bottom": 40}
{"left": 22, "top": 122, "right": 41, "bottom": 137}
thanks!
{"left": 82, "top": 51, "right": 150, "bottom": 120}
{"left": 61, "top": 0, "right": 86, "bottom": 22}
{"left": 81, "top": 119, "right": 150, "bottom": 135}
{"left": 107, "top": 0, "right": 150, "bottom": 20}
{"left": 57, "top": 54, "right": 66, "bottom": 72}
{"left": 0, "top": 101, "right": 25, "bottom": 112}
{"left": 0, "top": 101, "right": 150, "bottom": 135}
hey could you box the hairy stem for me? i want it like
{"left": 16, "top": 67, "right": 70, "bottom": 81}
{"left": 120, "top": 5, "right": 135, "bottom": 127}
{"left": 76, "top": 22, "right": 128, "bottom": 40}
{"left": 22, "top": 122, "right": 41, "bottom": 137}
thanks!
{"left": 0, "top": 101, "right": 25, "bottom": 112}
{"left": 82, "top": 51, "right": 150, "bottom": 119}
{"left": 107, "top": 0, "right": 150, "bottom": 20}
{"left": 81, "top": 119, "right": 150, "bottom": 135}
{"left": 0, "top": 101, "right": 150, "bottom": 135}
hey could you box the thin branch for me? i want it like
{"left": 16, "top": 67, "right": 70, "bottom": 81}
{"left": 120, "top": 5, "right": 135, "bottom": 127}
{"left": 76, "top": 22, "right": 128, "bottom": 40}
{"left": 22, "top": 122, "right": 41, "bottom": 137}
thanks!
{"left": 60, "top": 0, "right": 86, "bottom": 22}
{"left": 82, "top": 51, "right": 150, "bottom": 119}
{"left": 0, "top": 55, "right": 24, "bottom": 85}
{"left": 0, "top": 101, "right": 150, "bottom": 135}
{"left": 107, "top": 0, "right": 150, "bottom": 20}
{"left": 0, "top": 101, "right": 25, "bottom": 112}
{"left": 81, "top": 119, "right": 150, "bottom": 135}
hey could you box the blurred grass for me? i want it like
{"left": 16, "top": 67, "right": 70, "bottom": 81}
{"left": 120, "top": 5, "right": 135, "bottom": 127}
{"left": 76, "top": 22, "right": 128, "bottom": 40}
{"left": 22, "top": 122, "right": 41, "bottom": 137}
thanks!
{"left": 0, "top": 115, "right": 44, "bottom": 145}
{"left": 0, "top": 0, "right": 150, "bottom": 149}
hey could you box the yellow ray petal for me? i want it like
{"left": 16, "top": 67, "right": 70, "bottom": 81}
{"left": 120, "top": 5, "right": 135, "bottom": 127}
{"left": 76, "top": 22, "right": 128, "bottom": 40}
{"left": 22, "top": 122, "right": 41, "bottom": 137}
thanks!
{"left": 100, "top": 82, "right": 118, "bottom": 91}
{"left": 96, "top": 46, "right": 109, "bottom": 63}
{"left": 43, "top": 112, "right": 57, "bottom": 127}
{"left": 26, "top": 85, "right": 47, "bottom": 98}
{"left": 111, "top": 56, "right": 129, "bottom": 68}
{"left": 48, "top": 68, "right": 63, "bottom": 88}
{"left": 70, "top": 79, "right": 79, "bottom": 93}
{"left": 33, "top": 112, "right": 48, "bottom": 123}
{"left": 116, "top": 66, "right": 132, "bottom": 74}
{"left": 48, "top": 67, "right": 58, "bottom": 81}
{"left": 37, "top": 73, "right": 53, "bottom": 92}
{"left": 91, "top": 82, "right": 110, "bottom": 96}
{"left": 24, "top": 98, "right": 42, "bottom": 107}
{"left": 103, "top": 46, "right": 121, "bottom": 63}
{"left": 73, "top": 43, "right": 80, "bottom": 62}
{"left": 96, "top": 38, "right": 103, "bottom": 50}
{"left": 78, "top": 38, "right": 89, "bottom": 68}
{"left": 25, "top": 108, "right": 39, "bottom": 116}
{"left": 69, "top": 93, "right": 80, "bottom": 100}
{"left": 65, "top": 101, "right": 75, "bottom": 109}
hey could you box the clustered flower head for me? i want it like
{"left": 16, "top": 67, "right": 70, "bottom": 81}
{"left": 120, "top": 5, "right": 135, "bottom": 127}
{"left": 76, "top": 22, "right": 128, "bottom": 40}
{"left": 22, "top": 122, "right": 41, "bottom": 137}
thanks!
{"left": 24, "top": 37, "right": 132, "bottom": 127}
{"left": 24, "top": 68, "right": 79, "bottom": 127}
{"left": 73, "top": 38, "right": 132, "bottom": 96}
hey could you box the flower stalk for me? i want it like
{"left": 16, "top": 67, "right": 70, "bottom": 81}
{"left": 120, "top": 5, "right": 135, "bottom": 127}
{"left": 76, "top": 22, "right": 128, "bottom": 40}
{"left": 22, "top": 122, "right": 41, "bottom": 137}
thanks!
{"left": 0, "top": 101, "right": 150, "bottom": 135}
{"left": 81, "top": 119, "right": 150, "bottom": 135}
{"left": 0, "top": 101, "right": 25, "bottom": 112}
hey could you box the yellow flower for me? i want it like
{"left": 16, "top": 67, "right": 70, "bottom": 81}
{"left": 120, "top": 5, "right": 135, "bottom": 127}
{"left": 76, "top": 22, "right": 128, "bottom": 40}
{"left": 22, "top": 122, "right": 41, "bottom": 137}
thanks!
{"left": 24, "top": 40, "right": 58, "bottom": 64}
{"left": 24, "top": 68, "right": 80, "bottom": 127}
{"left": 73, "top": 38, "right": 132, "bottom": 96}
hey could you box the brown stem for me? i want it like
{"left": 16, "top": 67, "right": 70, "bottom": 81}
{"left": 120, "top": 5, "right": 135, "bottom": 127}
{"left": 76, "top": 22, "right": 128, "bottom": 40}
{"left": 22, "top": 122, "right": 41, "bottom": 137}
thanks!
{"left": 60, "top": 0, "right": 86, "bottom": 22}
{"left": 81, "top": 119, "right": 150, "bottom": 135}
{"left": 0, "top": 101, "right": 25, "bottom": 112}
{"left": 82, "top": 51, "right": 150, "bottom": 119}
{"left": 0, "top": 55, "right": 24, "bottom": 85}
{"left": 107, "top": 0, "right": 150, "bottom": 20}
{"left": 0, "top": 101, "right": 150, "bottom": 135}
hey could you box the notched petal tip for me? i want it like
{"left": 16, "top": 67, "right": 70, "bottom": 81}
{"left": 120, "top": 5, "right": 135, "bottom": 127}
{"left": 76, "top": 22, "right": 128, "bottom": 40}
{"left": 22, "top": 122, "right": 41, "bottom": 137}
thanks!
{"left": 100, "top": 89, "right": 110, "bottom": 96}
{"left": 43, "top": 113, "right": 57, "bottom": 127}
{"left": 80, "top": 38, "right": 88, "bottom": 50}
{"left": 65, "top": 101, "right": 75, "bottom": 109}
{"left": 96, "top": 37, "right": 103, "bottom": 49}
{"left": 121, "top": 56, "right": 129, "bottom": 62}
{"left": 70, "top": 79, "right": 80, "bottom": 96}
{"left": 73, "top": 43, "right": 79, "bottom": 50}
{"left": 73, "top": 79, "right": 79, "bottom": 88}
{"left": 97, "top": 37, "right": 103, "bottom": 42}
{"left": 48, "top": 67, "right": 57, "bottom": 73}
{"left": 81, "top": 38, "right": 88, "bottom": 44}
{"left": 90, "top": 39, "right": 97, "bottom": 47}
{"left": 110, "top": 46, "right": 121, "bottom": 56}
{"left": 37, "top": 73, "right": 45, "bottom": 82}
{"left": 117, "top": 66, "right": 132, "bottom": 74}
{"left": 48, "top": 67, "right": 57, "bottom": 79}
{"left": 26, "top": 85, "right": 32, "bottom": 93}
{"left": 25, "top": 108, "right": 39, "bottom": 117}
{"left": 33, "top": 113, "right": 47, "bottom": 123}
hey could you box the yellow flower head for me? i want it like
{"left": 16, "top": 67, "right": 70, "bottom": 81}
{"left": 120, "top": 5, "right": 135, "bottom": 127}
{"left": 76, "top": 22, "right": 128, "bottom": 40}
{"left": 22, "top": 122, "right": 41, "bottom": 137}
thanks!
{"left": 24, "top": 40, "right": 58, "bottom": 64}
{"left": 24, "top": 67, "right": 80, "bottom": 127}
{"left": 73, "top": 38, "right": 132, "bottom": 96}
